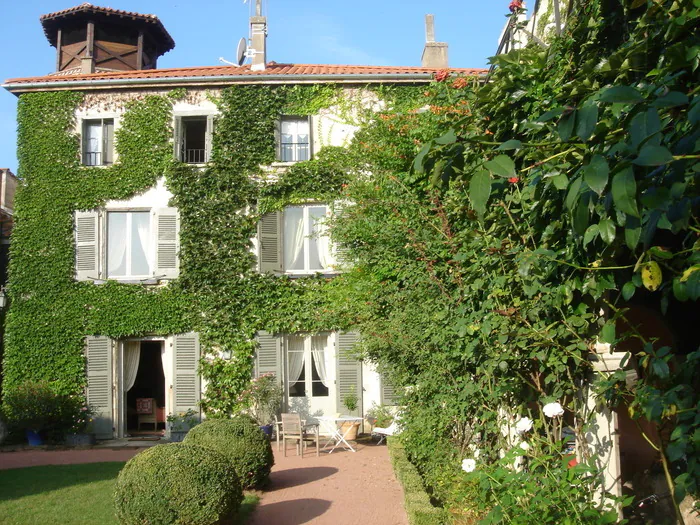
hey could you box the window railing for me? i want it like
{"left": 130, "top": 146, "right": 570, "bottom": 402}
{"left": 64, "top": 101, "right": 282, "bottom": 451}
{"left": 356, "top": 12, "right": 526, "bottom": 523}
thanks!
{"left": 184, "top": 149, "right": 207, "bottom": 164}
{"left": 280, "top": 142, "right": 310, "bottom": 162}
{"left": 83, "top": 151, "right": 110, "bottom": 166}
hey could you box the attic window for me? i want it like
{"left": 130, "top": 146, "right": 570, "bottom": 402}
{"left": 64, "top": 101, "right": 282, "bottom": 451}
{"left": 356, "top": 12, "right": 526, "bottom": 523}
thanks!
{"left": 278, "top": 117, "right": 311, "bottom": 162}
{"left": 82, "top": 119, "right": 114, "bottom": 166}
{"left": 175, "top": 116, "right": 213, "bottom": 164}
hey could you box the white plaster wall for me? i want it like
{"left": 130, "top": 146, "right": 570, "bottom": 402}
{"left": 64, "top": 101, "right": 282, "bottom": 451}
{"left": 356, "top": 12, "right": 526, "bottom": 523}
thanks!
{"left": 105, "top": 177, "right": 173, "bottom": 209}
{"left": 362, "top": 361, "right": 382, "bottom": 415}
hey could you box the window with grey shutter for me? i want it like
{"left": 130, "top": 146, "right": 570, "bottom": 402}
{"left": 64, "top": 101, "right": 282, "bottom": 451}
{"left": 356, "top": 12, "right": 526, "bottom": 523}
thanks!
{"left": 173, "top": 116, "right": 183, "bottom": 161}
{"left": 380, "top": 374, "right": 399, "bottom": 406}
{"left": 86, "top": 336, "right": 113, "bottom": 439}
{"left": 205, "top": 115, "right": 214, "bottom": 163}
{"left": 258, "top": 212, "right": 282, "bottom": 273}
{"left": 255, "top": 331, "right": 282, "bottom": 383}
{"left": 172, "top": 333, "right": 200, "bottom": 416}
{"left": 75, "top": 210, "right": 100, "bottom": 281}
{"left": 154, "top": 208, "right": 180, "bottom": 279}
{"left": 336, "top": 332, "right": 363, "bottom": 416}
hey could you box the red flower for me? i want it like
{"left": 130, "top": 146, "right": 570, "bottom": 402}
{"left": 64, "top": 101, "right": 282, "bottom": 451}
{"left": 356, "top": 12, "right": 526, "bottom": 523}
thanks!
{"left": 434, "top": 69, "right": 451, "bottom": 82}
{"left": 509, "top": 0, "right": 523, "bottom": 12}
{"left": 451, "top": 76, "right": 469, "bottom": 89}
{"left": 508, "top": 177, "right": 519, "bottom": 184}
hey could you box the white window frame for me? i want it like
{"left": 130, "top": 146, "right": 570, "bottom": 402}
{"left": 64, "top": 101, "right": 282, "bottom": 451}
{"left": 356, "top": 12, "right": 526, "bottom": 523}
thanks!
{"left": 277, "top": 116, "right": 311, "bottom": 163}
{"left": 74, "top": 206, "right": 180, "bottom": 283}
{"left": 106, "top": 210, "right": 153, "bottom": 280}
{"left": 283, "top": 204, "right": 332, "bottom": 276}
{"left": 285, "top": 334, "right": 331, "bottom": 399}
{"left": 82, "top": 118, "right": 115, "bottom": 166}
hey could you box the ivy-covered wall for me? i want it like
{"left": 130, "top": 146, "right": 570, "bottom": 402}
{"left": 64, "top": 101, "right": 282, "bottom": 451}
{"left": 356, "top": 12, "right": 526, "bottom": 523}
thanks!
{"left": 1, "top": 82, "right": 423, "bottom": 414}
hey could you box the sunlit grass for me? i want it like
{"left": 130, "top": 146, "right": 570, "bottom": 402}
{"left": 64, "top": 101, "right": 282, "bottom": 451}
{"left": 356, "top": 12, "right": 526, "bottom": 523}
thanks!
{"left": 0, "top": 462, "right": 259, "bottom": 524}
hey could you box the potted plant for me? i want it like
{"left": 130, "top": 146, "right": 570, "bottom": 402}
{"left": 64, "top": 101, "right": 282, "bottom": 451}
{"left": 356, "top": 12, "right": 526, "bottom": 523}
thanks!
{"left": 340, "top": 387, "right": 361, "bottom": 441}
{"left": 167, "top": 408, "right": 200, "bottom": 442}
{"left": 239, "top": 373, "right": 282, "bottom": 437}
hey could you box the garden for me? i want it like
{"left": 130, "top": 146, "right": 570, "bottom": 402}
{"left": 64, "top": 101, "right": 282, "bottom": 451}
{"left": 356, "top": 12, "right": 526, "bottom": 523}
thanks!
{"left": 0, "top": 0, "right": 698, "bottom": 523}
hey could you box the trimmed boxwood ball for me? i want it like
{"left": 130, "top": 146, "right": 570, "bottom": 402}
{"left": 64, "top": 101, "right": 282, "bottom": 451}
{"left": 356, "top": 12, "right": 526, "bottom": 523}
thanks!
{"left": 184, "top": 416, "right": 274, "bottom": 489}
{"left": 114, "top": 443, "right": 242, "bottom": 525}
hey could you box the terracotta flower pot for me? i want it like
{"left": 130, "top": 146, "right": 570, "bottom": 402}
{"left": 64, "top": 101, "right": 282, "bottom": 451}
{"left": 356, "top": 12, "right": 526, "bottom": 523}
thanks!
{"left": 339, "top": 421, "right": 360, "bottom": 441}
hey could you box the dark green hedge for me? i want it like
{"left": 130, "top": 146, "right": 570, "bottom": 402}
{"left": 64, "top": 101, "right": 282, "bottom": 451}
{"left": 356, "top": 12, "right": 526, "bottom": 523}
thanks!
{"left": 184, "top": 416, "right": 274, "bottom": 489}
{"left": 114, "top": 443, "right": 242, "bottom": 525}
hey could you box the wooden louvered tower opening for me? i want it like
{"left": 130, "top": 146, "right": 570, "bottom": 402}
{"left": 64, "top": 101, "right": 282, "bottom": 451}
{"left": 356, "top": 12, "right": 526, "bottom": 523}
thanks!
{"left": 40, "top": 4, "right": 175, "bottom": 75}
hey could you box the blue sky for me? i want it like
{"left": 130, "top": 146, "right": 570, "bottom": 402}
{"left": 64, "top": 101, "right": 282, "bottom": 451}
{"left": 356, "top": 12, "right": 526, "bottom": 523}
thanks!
{"left": 0, "top": 0, "right": 512, "bottom": 173}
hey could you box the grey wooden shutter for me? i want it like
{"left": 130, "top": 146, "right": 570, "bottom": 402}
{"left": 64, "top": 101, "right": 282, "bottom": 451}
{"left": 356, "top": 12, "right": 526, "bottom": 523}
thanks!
{"left": 258, "top": 212, "right": 282, "bottom": 273}
{"left": 173, "top": 333, "right": 200, "bottom": 415}
{"left": 205, "top": 115, "right": 214, "bottom": 162}
{"left": 336, "top": 332, "right": 363, "bottom": 416}
{"left": 103, "top": 119, "right": 114, "bottom": 165}
{"left": 380, "top": 374, "right": 398, "bottom": 406}
{"left": 75, "top": 210, "right": 99, "bottom": 281}
{"left": 86, "top": 336, "right": 113, "bottom": 439}
{"left": 307, "top": 115, "right": 314, "bottom": 159}
{"left": 154, "top": 207, "right": 180, "bottom": 279}
{"left": 173, "top": 116, "right": 183, "bottom": 161}
{"left": 255, "top": 331, "right": 282, "bottom": 383}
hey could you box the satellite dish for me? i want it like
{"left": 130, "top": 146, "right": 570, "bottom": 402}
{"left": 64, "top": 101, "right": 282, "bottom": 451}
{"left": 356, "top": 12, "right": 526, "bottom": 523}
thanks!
{"left": 236, "top": 37, "right": 247, "bottom": 66}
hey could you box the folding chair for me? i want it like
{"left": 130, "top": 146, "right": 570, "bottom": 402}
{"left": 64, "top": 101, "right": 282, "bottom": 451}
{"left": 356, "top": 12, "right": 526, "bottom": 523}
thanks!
{"left": 372, "top": 414, "right": 402, "bottom": 445}
{"left": 280, "top": 413, "right": 319, "bottom": 457}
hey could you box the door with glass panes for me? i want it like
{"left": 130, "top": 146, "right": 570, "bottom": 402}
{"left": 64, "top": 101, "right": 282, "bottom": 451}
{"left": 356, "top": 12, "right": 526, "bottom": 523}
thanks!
{"left": 285, "top": 334, "right": 335, "bottom": 419}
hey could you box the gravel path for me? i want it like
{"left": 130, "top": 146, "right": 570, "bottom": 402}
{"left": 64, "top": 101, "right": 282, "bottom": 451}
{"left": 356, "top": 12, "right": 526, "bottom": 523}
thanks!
{"left": 249, "top": 441, "right": 407, "bottom": 525}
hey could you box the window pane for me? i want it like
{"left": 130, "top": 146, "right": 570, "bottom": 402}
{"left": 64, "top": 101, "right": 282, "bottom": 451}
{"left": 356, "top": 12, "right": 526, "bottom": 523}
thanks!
{"left": 310, "top": 335, "right": 329, "bottom": 397}
{"left": 108, "top": 212, "right": 127, "bottom": 276}
{"left": 307, "top": 207, "right": 325, "bottom": 270}
{"left": 84, "top": 121, "right": 102, "bottom": 166}
{"left": 287, "top": 336, "right": 306, "bottom": 397}
{"left": 130, "top": 212, "right": 151, "bottom": 276}
{"left": 284, "top": 207, "right": 304, "bottom": 270}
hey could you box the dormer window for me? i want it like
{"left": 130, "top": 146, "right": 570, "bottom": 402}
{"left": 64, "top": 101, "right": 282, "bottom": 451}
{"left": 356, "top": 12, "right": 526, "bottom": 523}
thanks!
{"left": 174, "top": 115, "right": 213, "bottom": 164}
{"left": 82, "top": 119, "right": 114, "bottom": 166}
{"left": 277, "top": 116, "right": 311, "bottom": 162}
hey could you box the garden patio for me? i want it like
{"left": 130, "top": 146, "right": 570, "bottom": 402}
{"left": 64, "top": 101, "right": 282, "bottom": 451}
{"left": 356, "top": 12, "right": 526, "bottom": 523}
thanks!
{"left": 0, "top": 440, "right": 408, "bottom": 525}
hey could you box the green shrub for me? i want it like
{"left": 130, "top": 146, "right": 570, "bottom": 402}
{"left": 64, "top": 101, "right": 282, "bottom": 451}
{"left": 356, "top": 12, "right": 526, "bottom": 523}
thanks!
{"left": 184, "top": 415, "right": 274, "bottom": 489}
{"left": 114, "top": 443, "right": 242, "bottom": 525}
{"left": 2, "top": 380, "right": 88, "bottom": 442}
{"left": 388, "top": 438, "right": 446, "bottom": 525}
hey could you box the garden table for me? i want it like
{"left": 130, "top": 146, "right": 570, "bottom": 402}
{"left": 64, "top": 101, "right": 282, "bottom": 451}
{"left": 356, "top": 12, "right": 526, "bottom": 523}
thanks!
{"left": 316, "top": 416, "right": 363, "bottom": 453}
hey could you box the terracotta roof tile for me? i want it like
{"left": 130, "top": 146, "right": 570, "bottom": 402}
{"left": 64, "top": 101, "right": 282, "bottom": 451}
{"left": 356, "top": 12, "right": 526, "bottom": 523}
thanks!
{"left": 5, "top": 63, "right": 487, "bottom": 87}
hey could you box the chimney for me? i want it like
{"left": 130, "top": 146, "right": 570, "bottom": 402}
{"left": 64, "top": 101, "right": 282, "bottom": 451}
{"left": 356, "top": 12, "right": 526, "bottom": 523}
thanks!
{"left": 421, "top": 15, "right": 449, "bottom": 68}
{"left": 81, "top": 55, "right": 95, "bottom": 74}
{"left": 250, "top": 0, "right": 267, "bottom": 71}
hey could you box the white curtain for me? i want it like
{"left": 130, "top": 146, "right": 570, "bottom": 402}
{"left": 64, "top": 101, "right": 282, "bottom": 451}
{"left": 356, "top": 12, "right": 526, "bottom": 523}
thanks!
{"left": 284, "top": 209, "right": 305, "bottom": 270}
{"left": 287, "top": 336, "right": 305, "bottom": 386}
{"left": 161, "top": 343, "right": 173, "bottom": 417}
{"left": 311, "top": 335, "right": 329, "bottom": 387}
{"left": 108, "top": 213, "right": 127, "bottom": 276}
{"left": 133, "top": 212, "right": 151, "bottom": 275}
{"left": 123, "top": 341, "right": 141, "bottom": 392}
{"left": 86, "top": 122, "right": 101, "bottom": 154}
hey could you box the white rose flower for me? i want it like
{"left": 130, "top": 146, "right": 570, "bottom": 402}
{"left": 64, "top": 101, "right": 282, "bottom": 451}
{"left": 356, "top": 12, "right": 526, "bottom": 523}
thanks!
{"left": 543, "top": 402, "right": 565, "bottom": 418}
{"left": 515, "top": 416, "right": 533, "bottom": 434}
{"left": 519, "top": 441, "right": 530, "bottom": 451}
{"left": 461, "top": 458, "right": 476, "bottom": 473}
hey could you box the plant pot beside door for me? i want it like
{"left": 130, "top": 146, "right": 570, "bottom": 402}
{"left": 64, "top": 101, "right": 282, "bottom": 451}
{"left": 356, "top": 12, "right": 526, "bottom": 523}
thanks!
{"left": 340, "top": 386, "right": 361, "bottom": 441}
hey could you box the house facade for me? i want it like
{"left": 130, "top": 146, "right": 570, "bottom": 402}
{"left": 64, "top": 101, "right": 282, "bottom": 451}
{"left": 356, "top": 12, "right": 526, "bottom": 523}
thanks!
{"left": 2, "top": 3, "right": 484, "bottom": 439}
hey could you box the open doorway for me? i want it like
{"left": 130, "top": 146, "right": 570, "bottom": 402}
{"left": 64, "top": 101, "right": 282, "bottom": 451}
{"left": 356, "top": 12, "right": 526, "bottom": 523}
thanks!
{"left": 124, "top": 341, "right": 166, "bottom": 437}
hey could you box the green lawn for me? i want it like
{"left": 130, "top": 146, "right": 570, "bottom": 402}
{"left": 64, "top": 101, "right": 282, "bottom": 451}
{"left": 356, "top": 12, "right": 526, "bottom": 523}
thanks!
{"left": 0, "top": 462, "right": 259, "bottom": 525}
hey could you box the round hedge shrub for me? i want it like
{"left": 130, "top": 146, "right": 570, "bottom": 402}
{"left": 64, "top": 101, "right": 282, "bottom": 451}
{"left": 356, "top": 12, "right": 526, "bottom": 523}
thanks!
{"left": 114, "top": 443, "right": 242, "bottom": 525}
{"left": 184, "top": 416, "right": 274, "bottom": 489}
